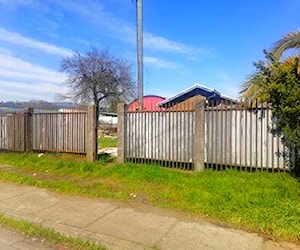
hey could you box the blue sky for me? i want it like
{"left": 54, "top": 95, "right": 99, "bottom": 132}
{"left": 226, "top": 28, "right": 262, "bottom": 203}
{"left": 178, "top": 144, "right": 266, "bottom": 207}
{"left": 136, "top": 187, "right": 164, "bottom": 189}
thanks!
{"left": 0, "top": 0, "right": 299, "bottom": 102}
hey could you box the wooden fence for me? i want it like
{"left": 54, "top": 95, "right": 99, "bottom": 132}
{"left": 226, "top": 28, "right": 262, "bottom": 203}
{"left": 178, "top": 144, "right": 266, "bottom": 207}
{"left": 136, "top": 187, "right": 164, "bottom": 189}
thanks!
{"left": 118, "top": 101, "right": 291, "bottom": 171}
{"left": 32, "top": 112, "right": 87, "bottom": 153}
{"left": 124, "top": 111, "right": 195, "bottom": 168}
{"left": 0, "top": 113, "right": 25, "bottom": 152}
{"left": 205, "top": 104, "right": 286, "bottom": 170}
{"left": 0, "top": 106, "right": 97, "bottom": 161}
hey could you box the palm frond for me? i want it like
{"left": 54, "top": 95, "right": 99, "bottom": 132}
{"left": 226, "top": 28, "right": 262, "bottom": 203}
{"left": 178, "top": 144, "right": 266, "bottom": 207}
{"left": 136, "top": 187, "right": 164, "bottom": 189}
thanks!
{"left": 272, "top": 30, "right": 300, "bottom": 59}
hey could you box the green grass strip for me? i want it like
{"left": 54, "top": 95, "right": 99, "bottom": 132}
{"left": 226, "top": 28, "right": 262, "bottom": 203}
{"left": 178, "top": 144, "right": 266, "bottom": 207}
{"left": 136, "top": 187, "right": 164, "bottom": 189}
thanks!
{"left": 0, "top": 152, "right": 299, "bottom": 242}
{"left": 0, "top": 214, "right": 106, "bottom": 250}
{"left": 98, "top": 136, "right": 117, "bottom": 148}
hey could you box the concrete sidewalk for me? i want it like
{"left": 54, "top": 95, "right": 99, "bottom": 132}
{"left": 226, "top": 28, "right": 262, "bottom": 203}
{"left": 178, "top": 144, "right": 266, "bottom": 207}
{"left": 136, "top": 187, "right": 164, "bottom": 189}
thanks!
{"left": 0, "top": 182, "right": 298, "bottom": 250}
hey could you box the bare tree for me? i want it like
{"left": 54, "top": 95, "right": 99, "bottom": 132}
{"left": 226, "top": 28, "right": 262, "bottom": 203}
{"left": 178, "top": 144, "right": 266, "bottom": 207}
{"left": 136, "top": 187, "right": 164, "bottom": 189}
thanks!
{"left": 60, "top": 46, "right": 136, "bottom": 119}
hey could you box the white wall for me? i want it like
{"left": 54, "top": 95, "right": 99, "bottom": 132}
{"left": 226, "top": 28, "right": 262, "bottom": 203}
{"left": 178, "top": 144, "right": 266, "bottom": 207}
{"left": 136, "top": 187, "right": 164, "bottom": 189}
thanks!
{"left": 99, "top": 115, "right": 118, "bottom": 125}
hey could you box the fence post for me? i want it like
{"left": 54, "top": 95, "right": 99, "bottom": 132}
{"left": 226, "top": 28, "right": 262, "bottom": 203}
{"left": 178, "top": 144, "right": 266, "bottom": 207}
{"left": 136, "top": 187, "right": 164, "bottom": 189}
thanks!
{"left": 86, "top": 105, "right": 97, "bottom": 162}
{"left": 194, "top": 101, "right": 205, "bottom": 171}
{"left": 117, "top": 103, "right": 126, "bottom": 163}
{"left": 24, "top": 107, "right": 33, "bottom": 152}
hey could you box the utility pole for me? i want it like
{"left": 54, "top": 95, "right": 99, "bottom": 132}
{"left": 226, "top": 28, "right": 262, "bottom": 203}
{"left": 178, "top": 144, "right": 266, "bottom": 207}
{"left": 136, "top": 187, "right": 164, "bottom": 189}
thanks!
{"left": 136, "top": 0, "right": 143, "bottom": 110}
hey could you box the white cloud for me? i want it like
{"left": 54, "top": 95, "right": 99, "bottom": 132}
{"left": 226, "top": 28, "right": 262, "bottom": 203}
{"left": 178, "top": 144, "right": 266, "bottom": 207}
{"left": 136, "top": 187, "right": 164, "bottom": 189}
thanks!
{"left": 55, "top": 0, "right": 208, "bottom": 57}
{"left": 0, "top": 28, "right": 73, "bottom": 57}
{"left": 0, "top": 53, "right": 66, "bottom": 83}
{"left": 0, "top": 80, "right": 64, "bottom": 94}
{"left": 0, "top": 88, "right": 56, "bottom": 102}
{"left": 144, "top": 56, "right": 179, "bottom": 69}
{"left": 0, "top": 53, "right": 67, "bottom": 101}
{"left": 1, "top": 0, "right": 208, "bottom": 57}
{"left": 143, "top": 33, "right": 206, "bottom": 55}
{"left": 0, "top": 46, "right": 12, "bottom": 55}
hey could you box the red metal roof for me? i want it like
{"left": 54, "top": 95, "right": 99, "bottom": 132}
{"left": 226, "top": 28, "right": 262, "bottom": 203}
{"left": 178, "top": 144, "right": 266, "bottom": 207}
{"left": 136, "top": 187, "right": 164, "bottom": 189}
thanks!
{"left": 127, "top": 95, "right": 166, "bottom": 111}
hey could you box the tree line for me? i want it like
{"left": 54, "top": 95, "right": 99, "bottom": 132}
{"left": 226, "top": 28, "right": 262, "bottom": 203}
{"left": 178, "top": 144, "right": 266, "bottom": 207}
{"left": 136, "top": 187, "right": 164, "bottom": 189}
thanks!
{"left": 0, "top": 100, "right": 76, "bottom": 110}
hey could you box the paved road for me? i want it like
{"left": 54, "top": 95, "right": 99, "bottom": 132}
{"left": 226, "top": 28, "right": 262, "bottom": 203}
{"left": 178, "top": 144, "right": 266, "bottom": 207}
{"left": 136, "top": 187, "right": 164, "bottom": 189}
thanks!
{"left": 0, "top": 182, "right": 299, "bottom": 250}
{"left": 0, "top": 226, "right": 54, "bottom": 250}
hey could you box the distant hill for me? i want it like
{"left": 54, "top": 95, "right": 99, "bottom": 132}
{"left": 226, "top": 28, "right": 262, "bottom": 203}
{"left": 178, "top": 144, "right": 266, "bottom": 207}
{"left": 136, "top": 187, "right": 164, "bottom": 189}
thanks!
{"left": 0, "top": 100, "right": 78, "bottom": 110}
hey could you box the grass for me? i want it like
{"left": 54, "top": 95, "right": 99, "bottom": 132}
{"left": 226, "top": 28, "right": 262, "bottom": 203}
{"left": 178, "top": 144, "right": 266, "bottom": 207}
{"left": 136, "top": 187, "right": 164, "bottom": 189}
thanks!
{"left": 0, "top": 152, "right": 299, "bottom": 242}
{"left": 98, "top": 136, "right": 117, "bottom": 148}
{"left": 0, "top": 213, "right": 106, "bottom": 250}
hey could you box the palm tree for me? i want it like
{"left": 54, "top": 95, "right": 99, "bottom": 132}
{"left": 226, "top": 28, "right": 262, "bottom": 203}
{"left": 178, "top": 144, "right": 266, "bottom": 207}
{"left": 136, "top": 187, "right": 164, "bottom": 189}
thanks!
{"left": 272, "top": 30, "right": 300, "bottom": 59}
{"left": 239, "top": 74, "right": 265, "bottom": 104}
{"left": 240, "top": 30, "right": 300, "bottom": 102}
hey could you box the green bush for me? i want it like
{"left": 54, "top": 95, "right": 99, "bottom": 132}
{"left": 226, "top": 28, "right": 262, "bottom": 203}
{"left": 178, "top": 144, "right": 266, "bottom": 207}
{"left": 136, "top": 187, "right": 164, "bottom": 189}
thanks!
{"left": 253, "top": 53, "right": 300, "bottom": 174}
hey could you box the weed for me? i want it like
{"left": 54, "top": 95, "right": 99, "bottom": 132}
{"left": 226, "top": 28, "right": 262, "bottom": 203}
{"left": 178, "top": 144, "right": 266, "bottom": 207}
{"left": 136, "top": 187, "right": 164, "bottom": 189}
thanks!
{"left": 0, "top": 214, "right": 106, "bottom": 250}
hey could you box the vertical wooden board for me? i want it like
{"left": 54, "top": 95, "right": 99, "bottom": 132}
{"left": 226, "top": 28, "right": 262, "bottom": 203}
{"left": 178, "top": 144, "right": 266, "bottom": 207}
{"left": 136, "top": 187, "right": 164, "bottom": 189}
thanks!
{"left": 78, "top": 113, "right": 81, "bottom": 152}
{"left": 0, "top": 116, "right": 4, "bottom": 148}
{"left": 36, "top": 114, "right": 40, "bottom": 150}
{"left": 77, "top": 113, "right": 81, "bottom": 152}
{"left": 227, "top": 107, "right": 232, "bottom": 166}
{"left": 212, "top": 108, "right": 216, "bottom": 166}
{"left": 183, "top": 112, "right": 190, "bottom": 162}
{"left": 261, "top": 109, "right": 268, "bottom": 168}
{"left": 128, "top": 113, "right": 133, "bottom": 159}
{"left": 257, "top": 108, "right": 263, "bottom": 168}
{"left": 32, "top": 115, "right": 36, "bottom": 149}
{"left": 136, "top": 112, "right": 140, "bottom": 158}
{"left": 207, "top": 109, "right": 212, "bottom": 164}
{"left": 244, "top": 108, "right": 248, "bottom": 167}
{"left": 38, "top": 115, "right": 41, "bottom": 150}
{"left": 125, "top": 113, "right": 133, "bottom": 158}
{"left": 52, "top": 114, "right": 56, "bottom": 150}
{"left": 20, "top": 115, "right": 25, "bottom": 151}
{"left": 145, "top": 112, "right": 150, "bottom": 160}
{"left": 131, "top": 113, "right": 136, "bottom": 159}
{"left": 42, "top": 114, "right": 47, "bottom": 150}
{"left": 38, "top": 115, "right": 42, "bottom": 150}
{"left": 68, "top": 113, "right": 72, "bottom": 151}
{"left": 182, "top": 111, "right": 187, "bottom": 164}
{"left": 214, "top": 109, "right": 219, "bottom": 165}
{"left": 251, "top": 110, "right": 257, "bottom": 167}
{"left": 158, "top": 112, "right": 163, "bottom": 160}
{"left": 141, "top": 112, "right": 145, "bottom": 159}
{"left": 57, "top": 113, "right": 61, "bottom": 151}
{"left": 234, "top": 110, "right": 240, "bottom": 166}
{"left": 265, "top": 109, "right": 271, "bottom": 169}
{"left": 142, "top": 112, "right": 146, "bottom": 159}
{"left": 14, "top": 116, "right": 18, "bottom": 150}
{"left": 46, "top": 114, "right": 50, "bottom": 150}
{"left": 7, "top": 116, "right": 14, "bottom": 150}
{"left": 70, "top": 114, "right": 74, "bottom": 151}
{"left": 244, "top": 110, "right": 250, "bottom": 167}
{"left": 125, "top": 113, "right": 129, "bottom": 159}
{"left": 162, "top": 111, "right": 166, "bottom": 161}
{"left": 54, "top": 114, "right": 58, "bottom": 151}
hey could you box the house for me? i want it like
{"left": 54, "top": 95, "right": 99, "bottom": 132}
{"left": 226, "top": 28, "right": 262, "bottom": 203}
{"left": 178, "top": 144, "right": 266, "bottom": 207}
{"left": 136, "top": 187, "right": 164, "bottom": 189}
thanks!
{"left": 99, "top": 112, "right": 118, "bottom": 126}
{"left": 127, "top": 95, "right": 166, "bottom": 111}
{"left": 158, "top": 84, "right": 236, "bottom": 111}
